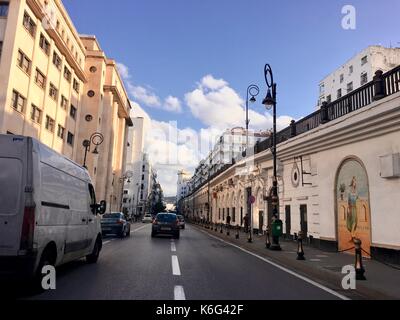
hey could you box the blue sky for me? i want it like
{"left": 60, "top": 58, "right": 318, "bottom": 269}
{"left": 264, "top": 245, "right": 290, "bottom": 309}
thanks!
{"left": 63, "top": 0, "right": 400, "bottom": 195}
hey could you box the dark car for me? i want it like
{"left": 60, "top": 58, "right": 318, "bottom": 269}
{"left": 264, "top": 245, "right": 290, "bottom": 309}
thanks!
{"left": 177, "top": 215, "right": 185, "bottom": 229}
{"left": 101, "top": 212, "right": 131, "bottom": 238}
{"left": 151, "top": 213, "right": 180, "bottom": 239}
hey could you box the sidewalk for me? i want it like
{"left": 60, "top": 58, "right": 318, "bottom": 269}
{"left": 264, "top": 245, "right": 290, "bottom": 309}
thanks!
{"left": 191, "top": 223, "right": 400, "bottom": 300}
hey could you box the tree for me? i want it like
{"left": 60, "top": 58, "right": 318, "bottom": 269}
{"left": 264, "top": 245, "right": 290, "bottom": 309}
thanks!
{"left": 152, "top": 201, "right": 166, "bottom": 215}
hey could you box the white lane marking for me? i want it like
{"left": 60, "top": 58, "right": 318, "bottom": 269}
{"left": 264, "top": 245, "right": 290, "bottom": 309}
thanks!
{"left": 102, "top": 240, "right": 111, "bottom": 245}
{"left": 310, "top": 259, "right": 322, "bottom": 262}
{"left": 198, "top": 229, "right": 350, "bottom": 301}
{"left": 171, "top": 242, "right": 177, "bottom": 252}
{"left": 130, "top": 224, "right": 149, "bottom": 234}
{"left": 171, "top": 255, "right": 181, "bottom": 276}
{"left": 174, "top": 285, "right": 186, "bottom": 300}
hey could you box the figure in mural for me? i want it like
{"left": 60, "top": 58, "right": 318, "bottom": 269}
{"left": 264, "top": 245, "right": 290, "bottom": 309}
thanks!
{"left": 347, "top": 176, "right": 358, "bottom": 240}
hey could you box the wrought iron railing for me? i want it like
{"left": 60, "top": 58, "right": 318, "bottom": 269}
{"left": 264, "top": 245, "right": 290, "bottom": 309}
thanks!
{"left": 183, "top": 65, "right": 400, "bottom": 199}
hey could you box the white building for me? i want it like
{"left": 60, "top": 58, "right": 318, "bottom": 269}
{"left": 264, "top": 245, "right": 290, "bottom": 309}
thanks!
{"left": 122, "top": 110, "right": 152, "bottom": 217}
{"left": 177, "top": 170, "right": 191, "bottom": 202}
{"left": 318, "top": 45, "right": 400, "bottom": 106}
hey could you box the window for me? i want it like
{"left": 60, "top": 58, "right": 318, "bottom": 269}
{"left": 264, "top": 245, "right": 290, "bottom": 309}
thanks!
{"left": 123, "top": 190, "right": 128, "bottom": 195}
{"left": 0, "top": 2, "right": 9, "bottom": 17}
{"left": 347, "top": 82, "right": 353, "bottom": 93}
{"left": 361, "top": 55, "right": 368, "bottom": 66}
{"left": 17, "top": 50, "right": 31, "bottom": 74}
{"left": 349, "top": 65, "right": 353, "bottom": 74}
{"left": 11, "top": 90, "right": 26, "bottom": 113}
{"left": 52, "top": 52, "right": 62, "bottom": 70}
{"left": 360, "top": 72, "right": 368, "bottom": 85}
{"left": 23, "top": 11, "right": 36, "bottom": 37}
{"left": 60, "top": 95, "right": 68, "bottom": 109}
{"left": 340, "top": 74, "right": 344, "bottom": 83}
{"left": 39, "top": 34, "right": 50, "bottom": 55}
{"left": 45, "top": 115, "right": 55, "bottom": 132}
{"left": 319, "top": 83, "right": 325, "bottom": 95}
{"left": 57, "top": 125, "right": 65, "bottom": 139}
{"left": 326, "top": 95, "right": 331, "bottom": 103}
{"left": 0, "top": 41, "right": 3, "bottom": 60}
{"left": 337, "top": 89, "right": 342, "bottom": 99}
{"left": 49, "top": 83, "right": 58, "bottom": 100}
{"left": 73, "top": 78, "right": 79, "bottom": 93}
{"left": 34, "top": 68, "right": 46, "bottom": 89}
{"left": 67, "top": 132, "right": 74, "bottom": 145}
{"left": 70, "top": 105, "right": 76, "bottom": 119}
{"left": 142, "top": 174, "right": 144, "bottom": 181}
{"left": 64, "top": 66, "right": 71, "bottom": 82}
{"left": 30, "top": 104, "right": 42, "bottom": 123}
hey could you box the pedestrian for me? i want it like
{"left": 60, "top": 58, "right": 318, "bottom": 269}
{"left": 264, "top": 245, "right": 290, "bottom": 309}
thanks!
{"left": 243, "top": 214, "right": 249, "bottom": 233}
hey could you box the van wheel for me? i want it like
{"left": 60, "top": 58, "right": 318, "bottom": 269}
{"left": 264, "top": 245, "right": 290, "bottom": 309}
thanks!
{"left": 86, "top": 238, "right": 101, "bottom": 264}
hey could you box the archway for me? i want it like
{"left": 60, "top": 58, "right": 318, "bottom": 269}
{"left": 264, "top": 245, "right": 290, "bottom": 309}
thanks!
{"left": 336, "top": 158, "right": 371, "bottom": 256}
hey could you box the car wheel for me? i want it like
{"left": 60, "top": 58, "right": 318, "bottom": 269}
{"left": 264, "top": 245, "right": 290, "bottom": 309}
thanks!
{"left": 32, "top": 246, "right": 56, "bottom": 292}
{"left": 151, "top": 232, "right": 156, "bottom": 238}
{"left": 86, "top": 237, "right": 102, "bottom": 264}
{"left": 174, "top": 232, "right": 180, "bottom": 239}
{"left": 126, "top": 227, "right": 131, "bottom": 237}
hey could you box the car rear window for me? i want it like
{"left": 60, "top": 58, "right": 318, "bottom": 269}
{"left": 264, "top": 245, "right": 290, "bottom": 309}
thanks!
{"left": 157, "top": 214, "right": 177, "bottom": 222}
{"left": 0, "top": 158, "right": 22, "bottom": 215}
{"left": 103, "top": 213, "right": 121, "bottom": 219}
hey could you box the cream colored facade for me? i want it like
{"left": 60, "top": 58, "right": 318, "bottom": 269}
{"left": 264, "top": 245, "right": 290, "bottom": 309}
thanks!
{"left": 0, "top": 0, "right": 133, "bottom": 211}
{"left": 0, "top": 0, "right": 86, "bottom": 160}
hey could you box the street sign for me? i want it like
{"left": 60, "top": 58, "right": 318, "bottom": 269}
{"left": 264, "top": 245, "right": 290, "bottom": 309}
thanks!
{"left": 249, "top": 196, "right": 256, "bottom": 204}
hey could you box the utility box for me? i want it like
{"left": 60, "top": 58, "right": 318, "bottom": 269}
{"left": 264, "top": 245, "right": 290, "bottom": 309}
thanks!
{"left": 272, "top": 220, "right": 283, "bottom": 237}
{"left": 380, "top": 153, "right": 400, "bottom": 178}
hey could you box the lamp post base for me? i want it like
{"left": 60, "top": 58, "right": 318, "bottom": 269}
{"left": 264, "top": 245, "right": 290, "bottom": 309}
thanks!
{"left": 269, "top": 236, "right": 282, "bottom": 251}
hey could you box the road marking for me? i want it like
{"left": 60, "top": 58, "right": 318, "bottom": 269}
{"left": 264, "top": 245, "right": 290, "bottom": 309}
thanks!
{"left": 130, "top": 224, "right": 149, "bottom": 234}
{"left": 102, "top": 240, "right": 111, "bottom": 245}
{"left": 174, "top": 285, "right": 186, "bottom": 300}
{"left": 171, "top": 242, "right": 177, "bottom": 252}
{"left": 310, "top": 258, "right": 322, "bottom": 262}
{"left": 172, "top": 255, "right": 181, "bottom": 276}
{"left": 198, "top": 229, "right": 350, "bottom": 300}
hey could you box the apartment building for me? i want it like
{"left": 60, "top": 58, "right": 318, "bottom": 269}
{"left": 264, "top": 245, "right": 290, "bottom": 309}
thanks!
{"left": 318, "top": 45, "right": 400, "bottom": 106}
{"left": 0, "top": 1, "right": 133, "bottom": 211}
{"left": 78, "top": 35, "right": 132, "bottom": 212}
{"left": 0, "top": 0, "right": 86, "bottom": 160}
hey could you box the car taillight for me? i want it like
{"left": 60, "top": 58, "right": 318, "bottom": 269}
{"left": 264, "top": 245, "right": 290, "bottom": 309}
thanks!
{"left": 117, "top": 219, "right": 124, "bottom": 224}
{"left": 20, "top": 206, "right": 35, "bottom": 251}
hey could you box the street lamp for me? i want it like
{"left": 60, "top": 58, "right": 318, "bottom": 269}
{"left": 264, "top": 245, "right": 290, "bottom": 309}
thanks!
{"left": 262, "top": 63, "right": 281, "bottom": 251}
{"left": 246, "top": 84, "right": 260, "bottom": 152}
{"left": 82, "top": 132, "right": 104, "bottom": 169}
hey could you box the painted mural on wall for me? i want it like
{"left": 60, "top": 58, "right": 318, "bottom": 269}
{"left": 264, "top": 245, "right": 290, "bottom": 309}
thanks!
{"left": 336, "top": 159, "right": 371, "bottom": 256}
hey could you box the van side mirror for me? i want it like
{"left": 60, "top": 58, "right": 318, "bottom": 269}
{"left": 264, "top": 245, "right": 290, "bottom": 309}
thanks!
{"left": 97, "top": 200, "right": 107, "bottom": 215}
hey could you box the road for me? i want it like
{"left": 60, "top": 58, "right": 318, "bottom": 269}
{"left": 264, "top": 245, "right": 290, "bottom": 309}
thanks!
{"left": 9, "top": 224, "right": 344, "bottom": 300}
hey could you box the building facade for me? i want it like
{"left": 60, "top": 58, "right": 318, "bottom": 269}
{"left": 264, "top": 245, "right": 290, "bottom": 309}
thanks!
{"left": 318, "top": 45, "right": 400, "bottom": 106}
{"left": 0, "top": 0, "right": 86, "bottom": 160}
{"left": 182, "top": 65, "right": 400, "bottom": 265}
{"left": 0, "top": 0, "right": 133, "bottom": 211}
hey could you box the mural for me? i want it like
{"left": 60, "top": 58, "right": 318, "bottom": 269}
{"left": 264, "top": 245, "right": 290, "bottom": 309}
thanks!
{"left": 336, "top": 159, "right": 371, "bottom": 256}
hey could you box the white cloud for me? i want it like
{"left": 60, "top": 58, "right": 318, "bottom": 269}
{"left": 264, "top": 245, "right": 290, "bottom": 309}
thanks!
{"left": 116, "top": 62, "right": 131, "bottom": 80}
{"left": 164, "top": 96, "right": 182, "bottom": 113}
{"left": 185, "top": 74, "right": 293, "bottom": 132}
{"left": 127, "top": 83, "right": 162, "bottom": 107}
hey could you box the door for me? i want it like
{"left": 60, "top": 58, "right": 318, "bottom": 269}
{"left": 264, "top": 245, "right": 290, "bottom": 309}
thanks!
{"left": 285, "top": 205, "right": 291, "bottom": 237}
{"left": 258, "top": 211, "right": 264, "bottom": 233}
{"left": 86, "top": 184, "right": 98, "bottom": 254}
{"left": 246, "top": 187, "right": 252, "bottom": 228}
{"left": 300, "top": 205, "right": 308, "bottom": 238}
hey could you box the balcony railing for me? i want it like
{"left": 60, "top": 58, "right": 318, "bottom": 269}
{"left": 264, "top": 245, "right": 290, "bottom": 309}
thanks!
{"left": 182, "top": 65, "right": 400, "bottom": 199}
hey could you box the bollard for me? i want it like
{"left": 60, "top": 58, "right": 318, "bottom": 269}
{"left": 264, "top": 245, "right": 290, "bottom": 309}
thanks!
{"left": 296, "top": 231, "right": 305, "bottom": 260}
{"left": 215, "top": 223, "right": 218, "bottom": 232}
{"left": 265, "top": 226, "right": 271, "bottom": 249}
{"left": 236, "top": 225, "right": 240, "bottom": 239}
{"left": 226, "top": 224, "right": 230, "bottom": 236}
{"left": 354, "top": 238, "right": 366, "bottom": 280}
{"left": 220, "top": 223, "right": 223, "bottom": 234}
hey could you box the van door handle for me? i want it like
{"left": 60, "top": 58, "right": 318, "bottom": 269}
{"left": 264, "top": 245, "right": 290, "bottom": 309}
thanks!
{"left": 82, "top": 218, "right": 87, "bottom": 222}
{"left": 88, "top": 218, "right": 93, "bottom": 222}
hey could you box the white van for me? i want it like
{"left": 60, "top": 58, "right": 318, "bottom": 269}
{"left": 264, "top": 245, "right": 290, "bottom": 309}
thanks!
{"left": 0, "top": 135, "right": 106, "bottom": 281}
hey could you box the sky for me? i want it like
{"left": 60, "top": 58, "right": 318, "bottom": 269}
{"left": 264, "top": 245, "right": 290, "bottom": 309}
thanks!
{"left": 63, "top": 0, "right": 400, "bottom": 196}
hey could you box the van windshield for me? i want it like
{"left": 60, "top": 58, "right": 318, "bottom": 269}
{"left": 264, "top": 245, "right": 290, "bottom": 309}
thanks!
{"left": 157, "top": 214, "right": 177, "bottom": 222}
{"left": 103, "top": 213, "right": 121, "bottom": 219}
{"left": 0, "top": 158, "right": 22, "bottom": 215}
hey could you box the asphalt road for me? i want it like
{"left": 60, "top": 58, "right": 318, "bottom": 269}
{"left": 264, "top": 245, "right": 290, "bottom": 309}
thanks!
{"left": 8, "top": 224, "right": 344, "bottom": 300}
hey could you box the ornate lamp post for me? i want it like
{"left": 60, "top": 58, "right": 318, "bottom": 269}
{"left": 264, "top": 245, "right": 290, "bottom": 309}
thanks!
{"left": 262, "top": 64, "right": 281, "bottom": 251}
{"left": 82, "top": 132, "right": 104, "bottom": 169}
{"left": 245, "top": 85, "right": 260, "bottom": 152}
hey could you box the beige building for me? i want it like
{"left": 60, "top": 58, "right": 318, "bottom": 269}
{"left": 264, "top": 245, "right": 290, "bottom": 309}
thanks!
{"left": 0, "top": 0, "right": 133, "bottom": 211}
